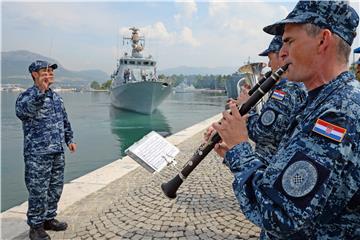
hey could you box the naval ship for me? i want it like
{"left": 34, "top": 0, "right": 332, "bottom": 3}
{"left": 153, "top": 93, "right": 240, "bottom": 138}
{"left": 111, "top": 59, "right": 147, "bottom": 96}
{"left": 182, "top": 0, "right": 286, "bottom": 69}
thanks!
{"left": 110, "top": 27, "right": 172, "bottom": 114}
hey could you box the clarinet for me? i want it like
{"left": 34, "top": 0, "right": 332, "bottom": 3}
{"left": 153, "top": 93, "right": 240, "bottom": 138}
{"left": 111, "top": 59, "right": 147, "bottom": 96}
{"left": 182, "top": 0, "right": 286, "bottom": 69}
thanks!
{"left": 248, "top": 70, "right": 272, "bottom": 96}
{"left": 161, "top": 64, "right": 289, "bottom": 199}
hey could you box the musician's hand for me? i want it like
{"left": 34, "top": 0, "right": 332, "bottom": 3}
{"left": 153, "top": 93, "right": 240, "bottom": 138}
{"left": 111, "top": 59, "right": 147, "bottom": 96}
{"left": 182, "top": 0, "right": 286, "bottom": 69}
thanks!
{"left": 226, "top": 98, "right": 238, "bottom": 104}
{"left": 237, "top": 87, "right": 250, "bottom": 105}
{"left": 212, "top": 103, "right": 249, "bottom": 149}
{"left": 225, "top": 98, "right": 238, "bottom": 110}
{"left": 203, "top": 126, "right": 215, "bottom": 142}
{"left": 214, "top": 142, "right": 229, "bottom": 158}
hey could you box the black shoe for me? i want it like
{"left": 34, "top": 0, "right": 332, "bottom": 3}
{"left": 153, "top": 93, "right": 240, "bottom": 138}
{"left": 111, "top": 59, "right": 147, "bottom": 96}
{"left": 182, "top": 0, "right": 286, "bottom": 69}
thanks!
{"left": 44, "top": 219, "right": 68, "bottom": 231}
{"left": 29, "top": 226, "right": 51, "bottom": 240}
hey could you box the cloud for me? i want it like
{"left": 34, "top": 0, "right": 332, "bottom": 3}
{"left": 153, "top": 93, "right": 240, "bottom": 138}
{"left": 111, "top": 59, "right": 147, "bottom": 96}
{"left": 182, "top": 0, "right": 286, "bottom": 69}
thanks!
{"left": 120, "top": 22, "right": 176, "bottom": 44}
{"left": 3, "top": 1, "right": 303, "bottom": 73}
{"left": 279, "top": 5, "right": 290, "bottom": 17}
{"left": 119, "top": 23, "right": 199, "bottom": 47}
{"left": 2, "top": 2, "right": 118, "bottom": 34}
{"left": 180, "top": 27, "right": 200, "bottom": 47}
{"left": 207, "top": 2, "right": 291, "bottom": 39}
{"left": 174, "top": 0, "right": 197, "bottom": 23}
{"left": 208, "top": 1, "right": 228, "bottom": 17}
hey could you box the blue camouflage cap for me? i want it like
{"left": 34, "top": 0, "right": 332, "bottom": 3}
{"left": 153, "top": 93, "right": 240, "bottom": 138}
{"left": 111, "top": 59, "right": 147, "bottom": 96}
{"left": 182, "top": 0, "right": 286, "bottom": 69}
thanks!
{"left": 263, "top": 1, "right": 359, "bottom": 46}
{"left": 28, "top": 60, "right": 58, "bottom": 73}
{"left": 259, "top": 35, "right": 283, "bottom": 56}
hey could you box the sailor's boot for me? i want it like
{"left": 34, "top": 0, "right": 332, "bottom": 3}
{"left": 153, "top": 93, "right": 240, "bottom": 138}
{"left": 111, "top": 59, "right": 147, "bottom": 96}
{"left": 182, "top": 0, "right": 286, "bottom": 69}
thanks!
{"left": 29, "top": 226, "right": 51, "bottom": 240}
{"left": 44, "top": 219, "right": 68, "bottom": 231}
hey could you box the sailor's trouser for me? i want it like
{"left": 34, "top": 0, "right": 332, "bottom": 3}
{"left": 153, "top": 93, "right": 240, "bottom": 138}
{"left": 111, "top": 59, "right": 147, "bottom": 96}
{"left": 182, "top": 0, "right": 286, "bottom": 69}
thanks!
{"left": 24, "top": 153, "right": 65, "bottom": 227}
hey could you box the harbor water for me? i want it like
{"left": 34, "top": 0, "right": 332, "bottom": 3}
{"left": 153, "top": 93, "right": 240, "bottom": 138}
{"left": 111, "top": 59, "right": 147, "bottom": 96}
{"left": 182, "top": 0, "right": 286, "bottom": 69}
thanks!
{"left": 1, "top": 90, "right": 227, "bottom": 212}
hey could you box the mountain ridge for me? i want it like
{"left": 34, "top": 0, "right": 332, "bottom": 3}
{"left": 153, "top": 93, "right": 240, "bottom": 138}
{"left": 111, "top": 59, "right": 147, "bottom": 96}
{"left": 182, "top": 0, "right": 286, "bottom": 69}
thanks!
{"left": 2, "top": 50, "right": 240, "bottom": 88}
{"left": 1, "top": 50, "right": 110, "bottom": 87}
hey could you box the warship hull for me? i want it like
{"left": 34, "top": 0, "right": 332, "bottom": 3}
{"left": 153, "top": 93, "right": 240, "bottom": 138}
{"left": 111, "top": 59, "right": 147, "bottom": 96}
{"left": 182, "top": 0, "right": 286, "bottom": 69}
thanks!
{"left": 110, "top": 81, "right": 172, "bottom": 114}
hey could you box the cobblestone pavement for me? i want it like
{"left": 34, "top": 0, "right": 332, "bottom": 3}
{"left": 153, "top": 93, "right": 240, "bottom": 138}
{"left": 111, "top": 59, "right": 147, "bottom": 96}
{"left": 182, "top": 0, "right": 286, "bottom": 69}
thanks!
{"left": 49, "top": 133, "right": 261, "bottom": 239}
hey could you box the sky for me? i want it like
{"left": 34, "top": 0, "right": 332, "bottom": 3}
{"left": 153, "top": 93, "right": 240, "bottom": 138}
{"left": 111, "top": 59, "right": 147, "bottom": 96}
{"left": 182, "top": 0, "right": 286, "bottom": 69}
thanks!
{"left": 2, "top": 0, "right": 360, "bottom": 75}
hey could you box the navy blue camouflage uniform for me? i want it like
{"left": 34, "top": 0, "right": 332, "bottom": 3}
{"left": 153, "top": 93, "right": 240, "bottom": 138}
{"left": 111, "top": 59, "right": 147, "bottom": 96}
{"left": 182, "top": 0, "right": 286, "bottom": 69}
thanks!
{"left": 223, "top": 1, "right": 360, "bottom": 239}
{"left": 248, "top": 79, "right": 306, "bottom": 158}
{"left": 16, "top": 63, "right": 74, "bottom": 227}
{"left": 248, "top": 35, "right": 307, "bottom": 158}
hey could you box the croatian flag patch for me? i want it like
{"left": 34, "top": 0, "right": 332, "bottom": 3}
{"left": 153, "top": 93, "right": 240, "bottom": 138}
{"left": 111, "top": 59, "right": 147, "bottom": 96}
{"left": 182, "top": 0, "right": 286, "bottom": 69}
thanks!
{"left": 272, "top": 90, "right": 285, "bottom": 100}
{"left": 312, "top": 119, "right": 347, "bottom": 142}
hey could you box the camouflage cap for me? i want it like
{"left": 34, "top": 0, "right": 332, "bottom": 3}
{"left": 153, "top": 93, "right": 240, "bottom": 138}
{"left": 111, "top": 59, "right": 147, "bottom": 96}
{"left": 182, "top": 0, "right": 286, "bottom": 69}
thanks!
{"left": 28, "top": 60, "right": 58, "bottom": 73}
{"left": 263, "top": 1, "right": 359, "bottom": 46}
{"left": 259, "top": 35, "right": 283, "bottom": 56}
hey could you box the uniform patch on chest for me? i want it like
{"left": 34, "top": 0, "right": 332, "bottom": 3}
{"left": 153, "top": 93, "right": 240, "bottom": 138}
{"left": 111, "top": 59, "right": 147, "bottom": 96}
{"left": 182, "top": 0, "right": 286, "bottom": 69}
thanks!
{"left": 312, "top": 118, "right": 346, "bottom": 142}
{"left": 260, "top": 109, "right": 276, "bottom": 126}
{"left": 271, "top": 90, "right": 286, "bottom": 101}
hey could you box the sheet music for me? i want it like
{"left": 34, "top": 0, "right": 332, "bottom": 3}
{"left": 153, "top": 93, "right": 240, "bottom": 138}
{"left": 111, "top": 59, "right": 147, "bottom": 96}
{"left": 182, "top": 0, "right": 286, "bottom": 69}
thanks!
{"left": 125, "top": 131, "right": 179, "bottom": 173}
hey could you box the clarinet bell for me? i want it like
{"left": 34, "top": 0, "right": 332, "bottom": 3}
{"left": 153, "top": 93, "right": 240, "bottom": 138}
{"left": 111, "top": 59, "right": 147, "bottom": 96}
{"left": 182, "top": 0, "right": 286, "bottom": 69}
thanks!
{"left": 161, "top": 175, "right": 183, "bottom": 199}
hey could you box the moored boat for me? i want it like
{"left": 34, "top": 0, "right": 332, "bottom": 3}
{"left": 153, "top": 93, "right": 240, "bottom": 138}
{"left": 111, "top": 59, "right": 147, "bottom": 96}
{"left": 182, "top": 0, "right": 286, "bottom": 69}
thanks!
{"left": 110, "top": 27, "right": 172, "bottom": 114}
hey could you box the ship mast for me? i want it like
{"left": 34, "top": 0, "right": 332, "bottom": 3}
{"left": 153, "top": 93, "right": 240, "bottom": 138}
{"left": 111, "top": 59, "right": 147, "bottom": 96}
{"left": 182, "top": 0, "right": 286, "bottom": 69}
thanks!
{"left": 123, "top": 27, "right": 145, "bottom": 58}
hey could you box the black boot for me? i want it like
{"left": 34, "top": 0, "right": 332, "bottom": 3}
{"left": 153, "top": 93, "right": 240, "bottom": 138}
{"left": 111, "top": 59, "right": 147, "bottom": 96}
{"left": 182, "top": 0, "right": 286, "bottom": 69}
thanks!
{"left": 29, "top": 226, "right": 51, "bottom": 240}
{"left": 44, "top": 219, "right": 68, "bottom": 231}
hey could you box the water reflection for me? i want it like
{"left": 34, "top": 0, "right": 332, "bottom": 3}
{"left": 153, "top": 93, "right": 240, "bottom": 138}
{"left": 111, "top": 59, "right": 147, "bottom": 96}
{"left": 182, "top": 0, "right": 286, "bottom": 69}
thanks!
{"left": 109, "top": 106, "right": 172, "bottom": 155}
{"left": 170, "top": 92, "right": 227, "bottom": 107}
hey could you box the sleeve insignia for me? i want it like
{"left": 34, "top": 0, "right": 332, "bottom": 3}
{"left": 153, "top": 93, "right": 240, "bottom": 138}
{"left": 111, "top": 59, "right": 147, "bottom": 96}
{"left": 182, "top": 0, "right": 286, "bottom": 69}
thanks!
{"left": 271, "top": 90, "right": 285, "bottom": 100}
{"left": 274, "top": 152, "right": 330, "bottom": 209}
{"left": 281, "top": 160, "right": 318, "bottom": 197}
{"left": 260, "top": 109, "right": 276, "bottom": 126}
{"left": 312, "top": 118, "right": 346, "bottom": 142}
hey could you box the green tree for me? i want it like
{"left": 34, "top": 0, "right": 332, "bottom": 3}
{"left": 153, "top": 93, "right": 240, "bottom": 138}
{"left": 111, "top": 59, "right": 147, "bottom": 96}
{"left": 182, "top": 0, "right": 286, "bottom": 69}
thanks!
{"left": 90, "top": 81, "right": 100, "bottom": 89}
{"left": 101, "top": 80, "right": 112, "bottom": 90}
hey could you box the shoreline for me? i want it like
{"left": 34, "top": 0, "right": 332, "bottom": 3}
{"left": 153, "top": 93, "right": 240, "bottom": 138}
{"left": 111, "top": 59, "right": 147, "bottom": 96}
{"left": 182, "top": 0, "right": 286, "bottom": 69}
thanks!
{"left": 0, "top": 113, "right": 222, "bottom": 240}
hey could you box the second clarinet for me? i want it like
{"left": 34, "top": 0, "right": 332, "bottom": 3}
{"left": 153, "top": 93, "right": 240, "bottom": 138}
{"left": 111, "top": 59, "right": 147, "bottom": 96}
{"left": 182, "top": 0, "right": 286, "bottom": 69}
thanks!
{"left": 161, "top": 63, "right": 289, "bottom": 199}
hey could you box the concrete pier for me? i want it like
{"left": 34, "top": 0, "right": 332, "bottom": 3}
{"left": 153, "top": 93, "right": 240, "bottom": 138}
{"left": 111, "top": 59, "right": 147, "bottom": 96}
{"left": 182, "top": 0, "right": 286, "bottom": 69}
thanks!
{"left": 1, "top": 114, "right": 260, "bottom": 239}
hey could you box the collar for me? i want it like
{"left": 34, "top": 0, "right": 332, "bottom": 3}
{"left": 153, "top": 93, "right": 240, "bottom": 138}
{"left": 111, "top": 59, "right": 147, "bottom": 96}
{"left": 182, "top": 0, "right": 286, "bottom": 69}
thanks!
{"left": 299, "top": 71, "right": 355, "bottom": 122}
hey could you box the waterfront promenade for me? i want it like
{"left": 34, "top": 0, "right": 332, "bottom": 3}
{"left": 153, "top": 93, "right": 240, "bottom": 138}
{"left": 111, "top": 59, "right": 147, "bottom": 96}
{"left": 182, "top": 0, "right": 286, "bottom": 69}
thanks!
{"left": 1, "top": 114, "right": 260, "bottom": 240}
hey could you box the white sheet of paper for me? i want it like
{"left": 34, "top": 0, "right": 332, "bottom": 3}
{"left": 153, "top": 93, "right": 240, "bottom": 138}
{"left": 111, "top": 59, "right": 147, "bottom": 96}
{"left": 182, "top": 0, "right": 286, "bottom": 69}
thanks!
{"left": 125, "top": 131, "right": 179, "bottom": 173}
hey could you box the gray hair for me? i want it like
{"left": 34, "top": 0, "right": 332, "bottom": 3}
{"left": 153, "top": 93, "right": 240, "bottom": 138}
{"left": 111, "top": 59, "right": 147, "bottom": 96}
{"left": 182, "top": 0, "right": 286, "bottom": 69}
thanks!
{"left": 302, "top": 23, "right": 351, "bottom": 64}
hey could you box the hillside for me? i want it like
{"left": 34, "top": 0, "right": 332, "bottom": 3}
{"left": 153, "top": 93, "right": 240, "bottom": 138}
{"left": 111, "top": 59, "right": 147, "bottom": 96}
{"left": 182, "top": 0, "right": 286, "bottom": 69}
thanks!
{"left": 1, "top": 50, "right": 110, "bottom": 87}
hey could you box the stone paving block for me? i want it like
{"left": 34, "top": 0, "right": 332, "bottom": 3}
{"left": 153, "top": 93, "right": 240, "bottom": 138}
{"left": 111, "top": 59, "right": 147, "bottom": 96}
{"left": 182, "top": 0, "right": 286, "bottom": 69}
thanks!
{"left": 104, "top": 232, "right": 116, "bottom": 239}
{"left": 49, "top": 132, "right": 260, "bottom": 239}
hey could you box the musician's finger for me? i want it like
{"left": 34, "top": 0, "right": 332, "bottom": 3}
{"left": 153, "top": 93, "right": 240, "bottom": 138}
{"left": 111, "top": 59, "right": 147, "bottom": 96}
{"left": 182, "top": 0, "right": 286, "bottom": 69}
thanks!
{"left": 222, "top": 110, "right": 229, "bottom": 121}
{"left": 229, "top": 103, "right": 240, "bottom": 118}
{"left": 212, "top": 121, "right": 222, "bottom": 131}
{"left": 243, "top": 114, "right": 249, "bottom": 121}
{"left": 228, "top": 98, "right": 237, "bottom": 105}
{"left": 222, "top": 110, "right": 232, "bottom": 120}
{"left": 214, "top": 143, "right": 226, "bottom": 158}
{"left": 226, "top": 98, "right": 235, "bottom": 103}
{"left": 203, "top": 127, "right": 213, "bottom": 141}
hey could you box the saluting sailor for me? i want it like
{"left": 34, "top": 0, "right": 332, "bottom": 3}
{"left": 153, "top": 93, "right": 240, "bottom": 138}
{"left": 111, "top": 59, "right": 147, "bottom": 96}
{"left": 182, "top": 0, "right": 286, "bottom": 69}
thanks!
{"left": 212, "top": 1, "right": 360, "bottom": 239}
{"left": 16, "top": 60, "right": 77, "bottom": 240}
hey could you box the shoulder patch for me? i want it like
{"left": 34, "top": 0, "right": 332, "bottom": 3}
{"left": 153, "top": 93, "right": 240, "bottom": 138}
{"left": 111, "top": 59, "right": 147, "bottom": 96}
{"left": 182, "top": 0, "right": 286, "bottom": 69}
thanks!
{"left": 274, "top": 152, "right": 330, "bottom": 209}
{"left": 260, "top": 109, "right": 276, "bottom": 126}
{"left": 281, "top": 160, "right": 317, "bottom": 197}
{"left": 312, "top": 118, "right": 346, "bottom": 142}
{"left": 271, "top": 90, "right": 285, "bottom": 101}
